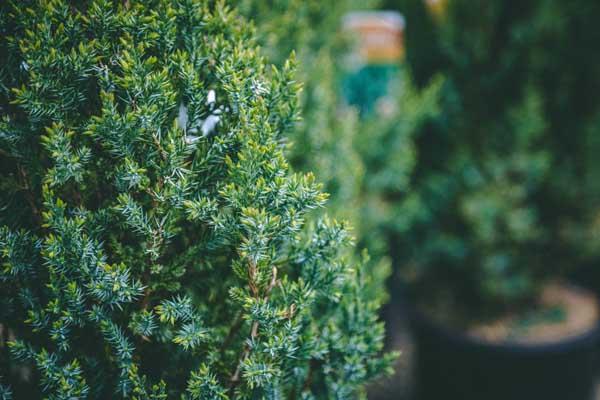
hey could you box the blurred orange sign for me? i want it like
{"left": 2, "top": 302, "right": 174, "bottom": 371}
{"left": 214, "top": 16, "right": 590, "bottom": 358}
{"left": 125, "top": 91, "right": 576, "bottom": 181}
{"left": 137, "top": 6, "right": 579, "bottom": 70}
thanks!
{"left": 342, "top": 11, "right": 405, "bottom": 65}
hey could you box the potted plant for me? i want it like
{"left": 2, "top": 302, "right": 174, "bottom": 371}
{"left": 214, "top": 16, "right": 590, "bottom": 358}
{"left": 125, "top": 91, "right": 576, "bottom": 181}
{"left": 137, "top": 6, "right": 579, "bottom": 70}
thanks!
{"left": 0, "top": 1, "right": 394, "bottom": 398}
{"left": 403, "top": 89, "right": 600, "bottom": 400}
{"left": 387, "top": 1, "right": 600, "bottom": 399}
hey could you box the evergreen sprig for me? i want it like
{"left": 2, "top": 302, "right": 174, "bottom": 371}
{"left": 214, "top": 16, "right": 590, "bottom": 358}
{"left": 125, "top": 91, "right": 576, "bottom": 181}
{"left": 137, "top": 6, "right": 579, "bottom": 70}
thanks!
{"left": 0, "top": 0, "right": 392, "bottom": 398}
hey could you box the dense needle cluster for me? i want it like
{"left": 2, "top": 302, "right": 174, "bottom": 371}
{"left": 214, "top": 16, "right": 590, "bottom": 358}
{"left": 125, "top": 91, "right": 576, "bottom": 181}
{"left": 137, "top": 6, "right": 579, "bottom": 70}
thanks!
{"left": 0, "top": 1, "right": 393, "bottom": 398}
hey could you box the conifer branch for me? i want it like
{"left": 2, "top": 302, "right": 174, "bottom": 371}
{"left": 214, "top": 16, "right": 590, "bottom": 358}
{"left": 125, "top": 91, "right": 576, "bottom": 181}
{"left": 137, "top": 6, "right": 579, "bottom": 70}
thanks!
{"left": 0, "top": 1, "right": 393, "bottom": 396}
{"left": 230, "top": 265, "right": 278, "bottom": 386}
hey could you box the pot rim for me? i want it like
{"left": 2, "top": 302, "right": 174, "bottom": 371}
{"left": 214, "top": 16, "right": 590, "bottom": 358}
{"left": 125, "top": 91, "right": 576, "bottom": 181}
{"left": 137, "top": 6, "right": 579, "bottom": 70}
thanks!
{"left": 406, "top": 290, "right": 600, "bottom": 355}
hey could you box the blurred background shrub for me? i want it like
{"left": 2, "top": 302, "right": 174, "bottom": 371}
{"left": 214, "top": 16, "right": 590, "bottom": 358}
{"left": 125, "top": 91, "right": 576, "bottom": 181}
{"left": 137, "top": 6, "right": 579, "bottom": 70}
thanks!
{"left": 381, "top": 0, "right": 600, "bottom": 322}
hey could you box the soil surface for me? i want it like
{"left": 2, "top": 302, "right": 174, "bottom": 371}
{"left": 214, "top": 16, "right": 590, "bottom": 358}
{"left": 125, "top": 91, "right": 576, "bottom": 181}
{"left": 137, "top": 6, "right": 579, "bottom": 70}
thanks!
{"left": 468, "top": 282, "right": 599, "bottom": 344}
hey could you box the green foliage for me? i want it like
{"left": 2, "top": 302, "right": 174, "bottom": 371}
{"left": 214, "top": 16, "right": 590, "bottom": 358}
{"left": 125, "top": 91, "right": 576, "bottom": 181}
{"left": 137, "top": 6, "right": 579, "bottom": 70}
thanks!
{"left": 399, "top": 86, "right": 551, "bottom": 318}
{"left": 354, "top": 73, "right": 443, "bottom": 274}
{"left": 383, "top": 0, "right": 600, "bottom": 321}
{"left": 236, "top": 0, "right": 370, "bottom": 221}
{"left": 235, "top": 0, "right": 399, "bottom": 306}
{"left": 0, "top": 0, "right": 392, "bottom": 398}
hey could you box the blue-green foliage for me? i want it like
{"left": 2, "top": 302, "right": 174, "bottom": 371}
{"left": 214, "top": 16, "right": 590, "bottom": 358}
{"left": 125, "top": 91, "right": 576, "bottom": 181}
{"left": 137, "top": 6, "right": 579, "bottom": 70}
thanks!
{"left": 0, "top": 0, "right": 393, "bottom": 398}
{"left": 386, "top": 0, "right": 600, "bottom": 320}
{"left": 235, "top": 0, "right": 399, "bottom": 307}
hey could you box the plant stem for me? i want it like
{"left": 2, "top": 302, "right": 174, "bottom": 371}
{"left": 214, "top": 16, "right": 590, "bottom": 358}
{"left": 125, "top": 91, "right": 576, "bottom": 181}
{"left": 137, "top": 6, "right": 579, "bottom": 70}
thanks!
{"left": 230, "top": 265, "right": 278, "bottom": 386}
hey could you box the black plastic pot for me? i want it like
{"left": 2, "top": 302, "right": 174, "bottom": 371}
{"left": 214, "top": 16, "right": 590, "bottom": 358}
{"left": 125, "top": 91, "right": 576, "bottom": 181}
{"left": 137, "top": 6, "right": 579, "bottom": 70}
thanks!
{"left": 409, "top": 306, "right": 600, "bottom": 400}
